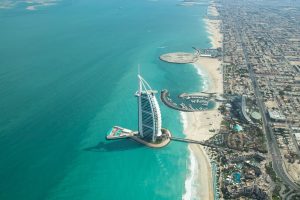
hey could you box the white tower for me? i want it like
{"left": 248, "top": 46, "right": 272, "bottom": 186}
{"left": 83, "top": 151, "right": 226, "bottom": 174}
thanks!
{"left": 136, "top": 73, "right": 162, "bottom": 142}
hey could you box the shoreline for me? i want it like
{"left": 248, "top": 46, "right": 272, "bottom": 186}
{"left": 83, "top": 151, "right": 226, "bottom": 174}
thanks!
{"left": 183, "top": 1, "right": 223, "bottom": 199}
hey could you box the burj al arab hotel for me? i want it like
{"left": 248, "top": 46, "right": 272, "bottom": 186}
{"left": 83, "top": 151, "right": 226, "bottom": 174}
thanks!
{"left": 106, "top": 71, "right": 171, "bottom": 147}
{"left": 135, "top": 74, "right": 162, "bottom": 143}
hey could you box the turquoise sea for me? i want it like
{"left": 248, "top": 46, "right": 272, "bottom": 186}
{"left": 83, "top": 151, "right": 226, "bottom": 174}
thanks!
{"left": 0, "top": 0, "right": 211, "bottom": 199}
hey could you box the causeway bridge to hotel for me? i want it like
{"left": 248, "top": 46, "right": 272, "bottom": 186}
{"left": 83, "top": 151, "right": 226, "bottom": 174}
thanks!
{"left": 106, "top": 126, "right": 235, "bottom": 151}
{"left": 170, "top": 137, "right": 208, "bottom": 145}
{"left": 170, "top": 137, "right": 233, "bottom": 151}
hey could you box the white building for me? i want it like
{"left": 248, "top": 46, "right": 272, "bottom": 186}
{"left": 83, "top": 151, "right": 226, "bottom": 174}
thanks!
{"left": 136, "top": 74, "right": 162, "bottom": 142}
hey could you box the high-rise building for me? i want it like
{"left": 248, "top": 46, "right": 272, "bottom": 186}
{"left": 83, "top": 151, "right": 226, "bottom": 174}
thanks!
{"left": 136, "top": 74, "right": 162, "bottom": 142}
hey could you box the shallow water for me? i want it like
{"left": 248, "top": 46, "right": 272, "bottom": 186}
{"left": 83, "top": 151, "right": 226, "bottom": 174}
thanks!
{"left": 0, "top": 0, "right": 210, "bottom": 199}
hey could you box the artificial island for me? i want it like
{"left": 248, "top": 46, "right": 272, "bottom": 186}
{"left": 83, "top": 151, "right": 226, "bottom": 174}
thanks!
{"left": 106, "top": 73, "right": 171, "bottom": 148}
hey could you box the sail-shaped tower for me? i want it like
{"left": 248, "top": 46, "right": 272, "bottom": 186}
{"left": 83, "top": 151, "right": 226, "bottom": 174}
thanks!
{"left": 136, "top": 74, "right": 162, "bottom": 142}
{"left": 106, "top": 70, "right": 170, "bottom": 148}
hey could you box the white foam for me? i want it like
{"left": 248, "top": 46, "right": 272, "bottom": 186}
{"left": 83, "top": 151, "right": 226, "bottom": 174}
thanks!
{"left": 192, "top": 63, "right": 210, "bottom": 92}
{"left": 26, "top": 5, "right": 36, "bottom": 10}
{"left": 157, "top": 46, "right": 168, "bottom": 49}
{"left": 181, "top": 63, "right": 211, "bottom": 200}
{"left": 180, "top": 113, "right": 199, "bottom": 200}
{"left": 183, "top": 145, "right": 199, "bottom": 200}
{"left": 180, "top": 112, "right": 188, "bottom": 131}
{"left": 0, "top": 1, "right": 16, "bottom": 9}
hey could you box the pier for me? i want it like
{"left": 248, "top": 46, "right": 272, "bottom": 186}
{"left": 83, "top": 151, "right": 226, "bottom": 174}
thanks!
{"left": 170, "top": 137, "right": 238, "bottom": 152}
{"left": 179, "top": 92, "right": 216, "bottom": 99}
{"left": 170, "top": 137, "right": 208, "bottom": 145}
{"left": 179, "top": 92, "right": 226, "bottom": 103}
{"left": 192, "top": 47, "right": 221, "bottom": 58}
{"left": 171, "top": 137, "right": 219, "bottom": 149}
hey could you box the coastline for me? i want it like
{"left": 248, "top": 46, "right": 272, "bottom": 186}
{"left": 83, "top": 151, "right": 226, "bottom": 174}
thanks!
{"left": 183, "top": 2, "right": 223, "bottom": 199}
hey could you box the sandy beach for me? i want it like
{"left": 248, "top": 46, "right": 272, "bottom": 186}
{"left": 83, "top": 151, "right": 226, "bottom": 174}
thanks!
{"left": 183, "top": 2, "right": 223, "bottom": 199}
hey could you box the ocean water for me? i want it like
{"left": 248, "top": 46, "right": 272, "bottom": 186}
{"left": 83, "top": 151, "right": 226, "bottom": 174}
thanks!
{"left": 0, "top": 0, "right": 211, "bottom": 199}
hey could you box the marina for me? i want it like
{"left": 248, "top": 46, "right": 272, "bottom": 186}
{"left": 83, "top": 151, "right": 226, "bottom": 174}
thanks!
{"left": 160, "top": 89, "right": 215, "bottom": 112}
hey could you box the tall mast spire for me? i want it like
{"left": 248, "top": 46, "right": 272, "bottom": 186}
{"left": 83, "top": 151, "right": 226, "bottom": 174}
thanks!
{"left": 138, "top": 64, "right": 142, "bottom": 95}
{"left": 137, "top": 64, "right": 143, "bottom": 137}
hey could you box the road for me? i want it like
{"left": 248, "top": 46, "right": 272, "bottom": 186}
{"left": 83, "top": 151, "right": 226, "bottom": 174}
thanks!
{"left": 236, "top": 24, "right": 300, "bottom": 191}
{"left": 265, "top": 32, "right": 300, "bottom": 157}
